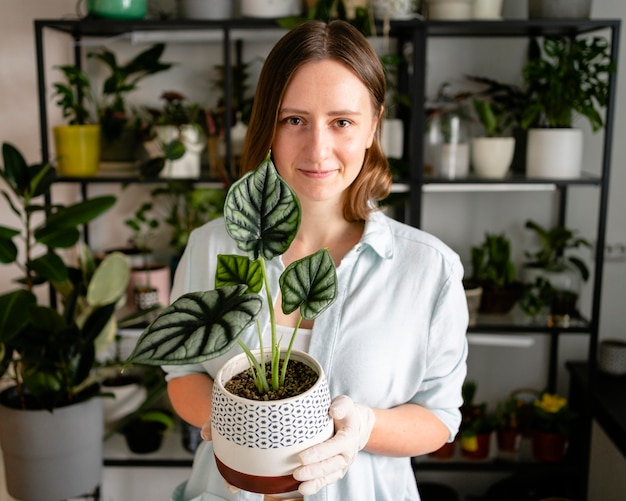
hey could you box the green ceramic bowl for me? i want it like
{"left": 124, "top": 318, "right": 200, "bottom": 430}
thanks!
{"left": 87, "top": 0, "right": 147, "bottom": 19}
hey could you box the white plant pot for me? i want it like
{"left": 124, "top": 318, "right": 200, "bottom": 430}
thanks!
{"left": 0, "top": 393, "right": 103, "bottom": 501}
{"left": 528, "top": 0, "right": 592, "bottom": 19}
{"left": 436, "top": 142, "right": 470, "bottom": 178}
{"left": 427, "top": 0, "right": 473, "bottom": 19}
{"left": 473, "top": 0, "right": 503, "bottom": 19}
{"left": 180, "top": 0, "right": 233, "bottom": 19}
{"left": 240, "top": 0, "right": 302, "bottom": 17}
{"left": 382, "top": 118, "right": 404, "bottom": 159}
{"left": 471, "top": 136, "right": 515, "bottom": 178}
{"left": 211, "top": 350, "right": 333, "bottom": 494}
{"left": 156, "top": 125, "right": 205, "bottom": 178}
{"left": 102, "top": 380, "right": 147, "bottom": 429}
{"left": 371, "top": 0, "right": 418, "bottom": 20}
{"left": 526, "top": 128, "right": 583, "bottom": 179}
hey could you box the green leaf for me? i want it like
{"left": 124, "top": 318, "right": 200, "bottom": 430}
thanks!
{"left": 1, "top": 142, "right": 29, "bottom": 194}
{"left": 127, "top": 285, "right": 263, "bottom": 365}
{"left": 0, "top": 226, "right": 19, "bottom": 263}
{"left": 163, "top": 139, "right": 185, "bottom": 161}
{"left": 29, "top": 252, "right": 69, "bottom": 283}
{"left": 215, "top": 254, "right": 263, "bottom": 293}
{"left": 87, "top": 252, "right": 130, "bottom": 306}
{"left": 43, "top": 195, "right": 116, "bottom": 229}
{"left": 224, "top": 156, "right": 300, "bottom": 260}
{"left": 279, "top": 248, "right": 338, "bottom": 320}
{"left": 0, "top": 290, "right": 37, "bottom": 343}
{"left": 34, "top": 226, "right": 80, "bottom": 248}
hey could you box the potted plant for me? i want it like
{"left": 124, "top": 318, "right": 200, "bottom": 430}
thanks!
{"left": 459, "top": 381, "right": 498, "bottom": 460}
{"left": 470, "top": 98, "right": 516, "bottom": 178}
{"left": 127, "top": 155, "right": 338, "bottom": 494}
{"left": 531, "top": 392, "right": 576, "bottom": 462}
{"left": 0, "top": 142, "right": 130, "bottom": 500}
{"left": 495, "top": 390, "right": 539, "bottom": 456}
{"left": 51, "top": 65, "right": 101, "bottom": 176}
{"left": 521, "top": 35, "right": 614, "bottom": 178}
{"left": 89, "top": 43, "right": 173, "bottom": 163}
{"left": 469, "top": 232, "right": 524, "bottom": 314}
{"left": 143, "top": 90, "right": 208, "bottom": 178}
{"left": 124, "top": 200, "right": 170, "bottom": 311}
{"left": 520, "top": 219, "right": 591, "bottom": 326}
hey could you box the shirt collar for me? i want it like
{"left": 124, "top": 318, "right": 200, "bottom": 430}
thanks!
{"left": 360, "top": 211, "right": 394, "bottom": 260}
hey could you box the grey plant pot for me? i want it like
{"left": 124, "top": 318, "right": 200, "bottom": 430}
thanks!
{"left": 0, "top": 392, "right": 103, "bottom": 501}
{"left": 528, "top": 0, "right": 592, "bottom": 19}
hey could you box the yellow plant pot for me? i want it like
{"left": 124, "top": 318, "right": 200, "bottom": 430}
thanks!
{"left": 53, "top": 124, "right": 101, "bottom": 177}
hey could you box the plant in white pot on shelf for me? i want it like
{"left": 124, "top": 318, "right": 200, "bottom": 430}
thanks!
{"left": 0, "top": 142, "right": 130, "bottom": 501}
{"left": 471, "top": 98, "right": 516, "bottom": 179}
{"left": 521, "top": 35, "right": 614, "bottom": 179}
{"left": 127, "top": 154, "right": 338, "bottom": 495}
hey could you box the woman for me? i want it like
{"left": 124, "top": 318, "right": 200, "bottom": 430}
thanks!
{"left": 164, "top": 20, "right": 468, "bottom": 501}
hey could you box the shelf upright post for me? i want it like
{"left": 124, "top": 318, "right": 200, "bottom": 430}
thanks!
{"left": 222, "top": 25, "right": 233, "bottom": 181}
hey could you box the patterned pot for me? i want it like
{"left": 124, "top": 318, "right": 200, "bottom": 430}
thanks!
{"left": 211, "top": 350, "right": 334, "bottom": 495}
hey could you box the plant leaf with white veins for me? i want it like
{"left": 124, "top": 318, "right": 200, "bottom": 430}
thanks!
{"left": 127, "top": 285, "right": 263, "bottom": 365}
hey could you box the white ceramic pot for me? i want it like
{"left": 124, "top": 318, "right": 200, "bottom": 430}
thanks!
{"left": 473, "top": 0, "right": 503, "bottom": 19}
{"left": 427, "top": 0, "right": 473, "bottom": 20}
{"left": 240, "top": 0, "right": 302, "bottom": 18}
{"left": 471, "top": 136, "right": 515, "bottom": 178}
{"left": 436, "top": 142, "right": 470, "bottom": 178}
{"left": 371, "top": 0, "right": 418, "bottom": 20}
{"left": 0, "top": 393, "right": 103, "bottom": 501}
{"left": 526, "top": 128, "right": 583, "bottom": 179}
{"left": 180, "top": 0, "right": 233, "bottom": 19}
{"left": 128, "top": 263, "right": 171, "bottom": 308}
{"left": 211, "top": 350, "right": 333, "bottom": 494}
{"left": 155, "top": 125, "right": 205, "bottom": 178}
{"left": 599, "top": 339, "right": 626, "bottom": 376}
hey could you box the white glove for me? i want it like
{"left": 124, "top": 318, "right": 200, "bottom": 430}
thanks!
{"left": 200, "top": 417, "right": 212, "bottom": 441}
{"left": 293, "top": 395, "right": 375, "bottom": 496}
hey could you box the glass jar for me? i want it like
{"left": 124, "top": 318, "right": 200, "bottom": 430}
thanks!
{"left": 424, "top": 85, "right": 470, "bottom": 178}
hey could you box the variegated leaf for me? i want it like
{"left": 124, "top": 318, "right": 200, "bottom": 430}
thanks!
{"left": 224, "top": 156, "right": 300, "bottom": 260}
{"left": 215, "top": 254, "right": 263, "bottom": 293}
{"left": 127, "top": 285, "right": 263, "bottom": 365}
{"left": 279, "top": 248, "right": 337, "bottom": 320}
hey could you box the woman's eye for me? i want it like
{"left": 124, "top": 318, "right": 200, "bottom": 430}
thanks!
{"left": 336, "top": 119, "right": 351, "bottom": 128}
{"left": 284, "top": 117, "right": 303, "bottom": 126}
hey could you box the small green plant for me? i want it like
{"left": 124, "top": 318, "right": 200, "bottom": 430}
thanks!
{"left": 470, "top": 233, "right": 516, "bottom": 288}
{"left": 532, "top": 392, "right": 576, "bottom": 435}
{"left": 127, "top": 154, "right": 338, "bottom": 395}
{"left": 278, "top": 0, "right": 373, "bottom": 37}
{"left": 521, "top": 36, "right": 615, "bottom": 131}
{"left": 52, "top": 65, "right": 96, "bottom": 125}
{"left": 472, "top": 98, "right": 514, "bottom": 137}
{"left": 523, "top": 219, "right": 591, "bottom": 279}
{"left": 151, "top": 181, "right": 226, "bottom": 257}
{"left": 89, "top": 43, "right": 174, "bottom": 141}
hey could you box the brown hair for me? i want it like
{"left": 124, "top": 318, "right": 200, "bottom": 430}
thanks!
{"left": 239, "top": 20, "right": 392, "bottom": 222}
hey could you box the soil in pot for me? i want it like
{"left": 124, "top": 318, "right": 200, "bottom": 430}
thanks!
{"left": 225, "top": 359, "right": 318, "bottom": 401}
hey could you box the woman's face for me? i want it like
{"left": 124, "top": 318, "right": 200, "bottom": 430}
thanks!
{"left": 272, "top": 59, "right": 379, "bottom": 207}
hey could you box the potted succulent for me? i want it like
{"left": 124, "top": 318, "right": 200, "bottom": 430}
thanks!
{"left": 520, "top": 219, "right": 591, "bottom": 326}
{"left": 127, "top": 155, "right": 338, "bottom": 494}
{"left": 469, "top": 232, "right": 524, "bottom": 314}
{"left": 0, "top": 142, "right": 130, "bottom": 500}
{"left": 521, "top": 35, "right": 615, "bottom": 178}
{"left": 89, "top": 43, "right": 173, "bottom": 163}
{"left": 51, "top": 65, "right": 101, "bottom": 176}
{"left": 531, "top": 392, "right": 576, "bottom": 462}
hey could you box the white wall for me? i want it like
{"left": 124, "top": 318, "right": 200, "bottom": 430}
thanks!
{"left": 1, "top": 0, "right": 626, "bottom": 499}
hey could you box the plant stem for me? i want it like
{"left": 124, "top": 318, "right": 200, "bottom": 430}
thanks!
{"left": 280, "top": 316, "right": 303, "bottom": 387}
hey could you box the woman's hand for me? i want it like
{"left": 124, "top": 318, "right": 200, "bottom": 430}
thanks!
{"left": 293, "top": 395, "right": 375, "bottom": 495}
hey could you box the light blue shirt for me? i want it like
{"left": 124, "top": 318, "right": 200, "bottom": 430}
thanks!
{"left": 164, "top": 210, "right": 468, "bottom": 501}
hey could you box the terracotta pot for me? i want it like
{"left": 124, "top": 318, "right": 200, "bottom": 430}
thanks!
{"left": 211, "top": 350, "right": 333, "bottom": 495}
{"left": 460, "top": 432, "right": 492, "bottom": 460}
{"left": 497, "top": 428, "right": 521, "bottom": 453}
{"left": 531, "top": 431, "right": 568, "bottom": 462}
